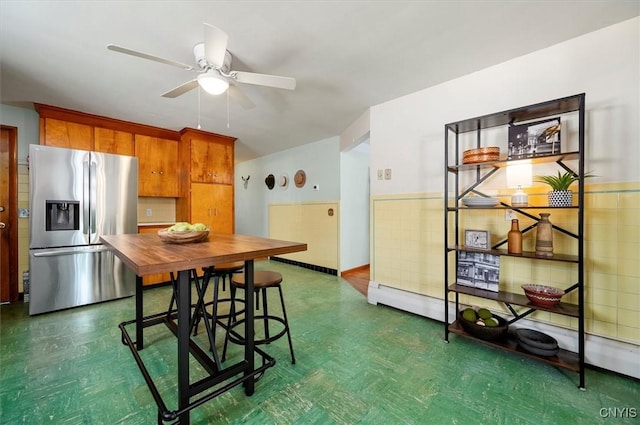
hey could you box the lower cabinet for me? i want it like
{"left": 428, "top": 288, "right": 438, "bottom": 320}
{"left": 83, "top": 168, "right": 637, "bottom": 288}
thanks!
{"left": 137, "top": 226, "right": 172, "bottom": 286}
{"left": 190, "top": 183, "right": 234, "bottom": 234}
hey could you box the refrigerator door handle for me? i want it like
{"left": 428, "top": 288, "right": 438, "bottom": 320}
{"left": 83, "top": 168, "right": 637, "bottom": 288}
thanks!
{"left": 83, "top": 158, "right": 90, "bottom": 237}
{"left": 32, "top": 246, "right": 110, "bottom": 257}
{"left": 89, "top": 158, "right": 97, "bottom": 237}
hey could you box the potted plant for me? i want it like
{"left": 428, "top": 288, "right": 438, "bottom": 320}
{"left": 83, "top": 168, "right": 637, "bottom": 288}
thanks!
{"left": 534, "top": 171, "right": 593, "bottom": 207}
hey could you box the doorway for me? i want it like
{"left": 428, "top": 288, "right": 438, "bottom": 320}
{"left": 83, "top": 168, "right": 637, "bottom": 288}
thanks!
{"left": 1, "top": 126, "right": 19, "bottom": 303}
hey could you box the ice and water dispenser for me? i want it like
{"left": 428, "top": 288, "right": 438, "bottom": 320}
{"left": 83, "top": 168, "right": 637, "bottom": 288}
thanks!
{"left": 45, "top": 200, "right": 80, "bottom": 231}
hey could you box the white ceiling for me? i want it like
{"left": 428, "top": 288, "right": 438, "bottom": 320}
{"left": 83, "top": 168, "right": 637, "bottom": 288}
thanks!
{"left": 1, "top": 1, "right": 638, "bottom": 163}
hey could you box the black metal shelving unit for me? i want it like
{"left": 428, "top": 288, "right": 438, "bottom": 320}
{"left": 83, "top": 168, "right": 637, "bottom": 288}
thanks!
{"left": 443, "top": 93, "right": 586, "bottom": 389}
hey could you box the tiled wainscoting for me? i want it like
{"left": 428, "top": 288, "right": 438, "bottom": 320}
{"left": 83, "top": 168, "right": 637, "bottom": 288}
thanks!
{"left": 370, "top": 182, "right": 640, "bottom": 378}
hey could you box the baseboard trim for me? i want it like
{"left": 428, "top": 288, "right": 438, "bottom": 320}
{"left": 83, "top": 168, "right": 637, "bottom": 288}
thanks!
{"left": 367, "top": 281, "right": 640, "bottom": 380}
{"left": 271, "top": 256, "right": 338, "bottom": 275}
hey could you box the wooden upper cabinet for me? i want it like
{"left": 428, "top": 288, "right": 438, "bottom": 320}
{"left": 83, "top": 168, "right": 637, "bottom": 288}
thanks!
{"left": 135, "top": 135, "right": 179, "bottom": 197}
{"left": 190, "top": 138, "right": 234, "bottom": 184}
{"left": 94, "top": 128, "right": 134, "bottom": 156}
{"left": 41, "top": 118, "right": 93, "bottom": 151}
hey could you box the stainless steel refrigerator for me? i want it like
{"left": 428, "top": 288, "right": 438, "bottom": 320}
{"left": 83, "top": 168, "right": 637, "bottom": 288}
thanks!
{"left": 29, "top": 145, "right": 138, "bottom": 315}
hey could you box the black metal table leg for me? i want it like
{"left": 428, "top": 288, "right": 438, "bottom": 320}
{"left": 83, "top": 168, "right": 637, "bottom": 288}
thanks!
{"left": 177, "top": 269, "right": 191, "bottom": 424}
{"left": 244, "top": 260, "right": 255, "bottom": 396}
{"left": 136, "top": 275, "right": 144, "bottom": 350}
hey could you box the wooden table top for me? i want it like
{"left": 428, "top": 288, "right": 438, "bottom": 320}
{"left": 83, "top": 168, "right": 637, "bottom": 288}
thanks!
{"left": 101, "top": 233, "right": 307, "bottom": 276}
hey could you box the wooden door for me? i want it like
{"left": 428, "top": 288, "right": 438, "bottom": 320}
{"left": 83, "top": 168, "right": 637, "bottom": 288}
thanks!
{"left": 94, "top": 128, "right": 134, "bottom": 156}
{"left": 190, "top": 183, "right": 234, "bottom": 234}
{"left": 42, "top": 118, "right": 93, "bottom": 150}
{"left": 190, "top": 139, "right": 233, "bottom": 184}
{"left": 0, "top": 127, "right": 18, "bottom": 303}
{"left": 135, "top": 135, "right": 178, "bottom": 197}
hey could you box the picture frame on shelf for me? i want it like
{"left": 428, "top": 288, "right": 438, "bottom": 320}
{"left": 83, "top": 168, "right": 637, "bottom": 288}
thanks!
{"left": 465, "top": 229, "right": 490, "bottom": 250}
{"left": 508, "top": 117, "right": 561, "bottom": 159}
{"left": 456, "top": 251, "right": 500, "bottom": 292}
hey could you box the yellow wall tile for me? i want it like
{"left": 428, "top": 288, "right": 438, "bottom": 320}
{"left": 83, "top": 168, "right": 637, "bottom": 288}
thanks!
{"left": 372, "top": 183, "right": 640, "bottom": 346}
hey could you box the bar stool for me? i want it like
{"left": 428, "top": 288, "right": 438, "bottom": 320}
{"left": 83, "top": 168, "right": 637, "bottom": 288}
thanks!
{"left": 222, "top": 270, "right": 296, "bottom": 364}
{"left": 192, "top": 261, "right": 245, "bottom": 340}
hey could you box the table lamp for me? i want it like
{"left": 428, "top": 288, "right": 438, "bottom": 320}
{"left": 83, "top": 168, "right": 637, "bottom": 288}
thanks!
{"left": 506, "top": 162, "right": 532, "bottom": 207}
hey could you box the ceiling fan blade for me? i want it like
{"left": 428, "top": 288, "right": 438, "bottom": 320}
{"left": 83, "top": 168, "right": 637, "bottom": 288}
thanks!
{"left": 203, "top": 23, "right": 228, "bottom": 69}
{"left": 107, "top": 44, "right": 194, "bottom": 70}
{"left": 161, "top": 79, "right": 199, "bottom": 98}
{"left": 232, "top": 71, "right": 296, "bottom": 90}
{"left": 228, "top": 84, "right": 256, "bottom": 109}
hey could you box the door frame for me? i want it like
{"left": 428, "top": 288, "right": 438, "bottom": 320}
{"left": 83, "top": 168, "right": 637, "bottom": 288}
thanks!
{"left": 1, "top": 125, "right": 19, "bottom": 303}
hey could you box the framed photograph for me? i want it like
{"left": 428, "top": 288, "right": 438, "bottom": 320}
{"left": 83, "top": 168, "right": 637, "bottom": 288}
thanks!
{"left": 457, "top": 251, "right": 501, "bottom": 292}
{"left": 465, "top": 229, "right": 490, "bottom": 250}
{"left": 508, "top": 117, "right": 561, "bottom": 159}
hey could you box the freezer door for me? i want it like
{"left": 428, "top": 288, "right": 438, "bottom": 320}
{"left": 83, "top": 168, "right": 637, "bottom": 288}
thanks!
{"left": 29, "top": 145, "right": 89, "bottom": 249}
{"left": 28, "top": 245, "right": 135, "bottom": 315}
{"left": 90, "top": 152, "right": 138, "bottom": 244}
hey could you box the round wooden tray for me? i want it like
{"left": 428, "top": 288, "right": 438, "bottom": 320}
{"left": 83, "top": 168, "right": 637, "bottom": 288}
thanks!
{"left": 157, "top": 228, "right": 209, "bottom": 244}
{"left": 462, "top": 146, "right": 500, "bottom": 164}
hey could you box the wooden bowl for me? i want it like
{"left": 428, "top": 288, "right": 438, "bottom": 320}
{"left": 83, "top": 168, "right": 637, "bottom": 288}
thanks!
{"left": 462, "top": 146, "right": 500, "bottom": 164}
{"left": 521, "top": 284, "right": 564, "bottom": 308}
{"left": 457, "top": 310, "right": 508, "bottom": 341}
{"left": 157, "top": 228, "right": 209, "bottom": 244}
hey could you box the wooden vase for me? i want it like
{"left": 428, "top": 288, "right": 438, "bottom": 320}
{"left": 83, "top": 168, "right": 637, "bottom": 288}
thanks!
{"left": 535, "top": 213, "right": 553, "bottom": 257}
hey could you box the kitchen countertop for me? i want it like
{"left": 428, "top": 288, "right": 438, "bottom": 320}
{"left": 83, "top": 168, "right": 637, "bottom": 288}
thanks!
{"left": 137, "top": 222, "right": 174, "bottom": 227}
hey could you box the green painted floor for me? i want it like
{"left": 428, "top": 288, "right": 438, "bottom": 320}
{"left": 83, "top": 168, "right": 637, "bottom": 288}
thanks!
{"left": 1, "top": 260, "right": 638, "bottom": 424}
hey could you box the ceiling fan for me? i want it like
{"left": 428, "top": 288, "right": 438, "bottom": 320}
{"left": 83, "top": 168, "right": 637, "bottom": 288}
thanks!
{"left": 107, "top": 23, "right": 296, "bottom": 109}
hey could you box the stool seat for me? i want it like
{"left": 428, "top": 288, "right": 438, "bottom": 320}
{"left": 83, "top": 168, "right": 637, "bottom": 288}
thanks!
{"left": 207, "top": 261, "right": 244, "bottom": 274}
{"left": 232, "top": 270, "right": 282, "bottom": 289}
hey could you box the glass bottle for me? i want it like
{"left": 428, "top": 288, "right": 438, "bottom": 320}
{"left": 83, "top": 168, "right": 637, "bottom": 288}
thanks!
{"left": 508, "top": 219, "right": 523, "bottom": 254}
{"left": 535, "top": 213, "right": 554, "bottom": 257}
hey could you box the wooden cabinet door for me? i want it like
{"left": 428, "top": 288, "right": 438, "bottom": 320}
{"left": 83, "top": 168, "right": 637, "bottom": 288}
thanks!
{"left": 190, "top": 183, "right": 234, "bottom": 234}
{"left": 137, "top": 226, "right": 172, "bottom": 286}
{"left": 190, "top": 139, "right": 233, "bottom": 184}
{"left": 42, "top": 118, "right": 93, "bottom": 150}
{"left": 94, "top": 128, "right": 134, "bottom": 156}
{"left": 135, "top": 135, "right": 179, "bottom": 197}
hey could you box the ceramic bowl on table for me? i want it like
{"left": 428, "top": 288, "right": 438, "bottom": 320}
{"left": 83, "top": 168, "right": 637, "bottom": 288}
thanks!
{"left": 521, "top": 284, "right": 564, "bottom": 308}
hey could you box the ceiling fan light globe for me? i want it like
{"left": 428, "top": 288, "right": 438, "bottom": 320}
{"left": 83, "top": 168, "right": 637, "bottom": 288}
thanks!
{"left": 197, "top": 73, "right": 229, "bottom": 95}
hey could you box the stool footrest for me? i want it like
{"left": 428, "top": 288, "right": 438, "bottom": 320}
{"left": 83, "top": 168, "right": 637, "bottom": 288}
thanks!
{"left": 226, "top": 316, "right": 288, "bottom": 346}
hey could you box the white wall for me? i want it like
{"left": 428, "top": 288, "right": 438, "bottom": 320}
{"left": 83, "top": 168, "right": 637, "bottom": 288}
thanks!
{"left": 235, "top": 136, "right": 341, "bottom": 237}
{"left": 370, "top": 17, "right": 640, "bottom": 196}
{"left": 340, "top": 143, "right": 370, "bottom": 271}
{"left": 0, "top": 104, "right": 39, "bottom": 161}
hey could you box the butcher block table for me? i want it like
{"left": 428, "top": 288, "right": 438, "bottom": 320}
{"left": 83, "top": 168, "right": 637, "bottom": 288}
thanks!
{"left": 101, "top": 232, "right": 307, "bottom": 424}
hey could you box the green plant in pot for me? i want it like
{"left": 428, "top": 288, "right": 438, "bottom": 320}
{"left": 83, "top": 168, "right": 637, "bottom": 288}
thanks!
{"left": 534, "top": 171, "right": 593, "bottom": 207}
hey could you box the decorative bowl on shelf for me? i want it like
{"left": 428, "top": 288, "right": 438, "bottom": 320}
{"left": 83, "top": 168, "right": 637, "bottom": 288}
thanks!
{"left": 457, "top": 310, "right": 509, "bottom": 341}
{"left": 515, "top": 328, "right": 559, "bottom": 357}
{"left": 461, "top": 197, "right": 500, "bottom": 208}
{"left": 157, "top": 228, "right": 210, "bottom": 244}
{"left": 462, "top": 146, "right": 500, "bottom": 164}
{"left": 521, "top": 284, "right": 564, "bottom": 307}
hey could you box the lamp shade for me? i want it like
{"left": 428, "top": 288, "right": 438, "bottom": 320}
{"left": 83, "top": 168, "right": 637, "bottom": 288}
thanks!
{"left": 197, "top": 72, "right": 229, "bottom": 95}
{"left": 506, "top": 162, "right": 533, "bottom": 188}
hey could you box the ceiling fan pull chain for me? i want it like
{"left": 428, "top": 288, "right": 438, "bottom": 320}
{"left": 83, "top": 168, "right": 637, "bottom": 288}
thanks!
{"left": 197, "top": 87, "right": 202, "bottom": 129}
{"left": 227, "top": 89, "right": 230, "bottom": 128}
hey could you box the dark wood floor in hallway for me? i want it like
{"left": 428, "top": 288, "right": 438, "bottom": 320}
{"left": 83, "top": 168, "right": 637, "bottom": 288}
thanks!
{"left": 341, "top": 264, "right": 369, "bottom": 297}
